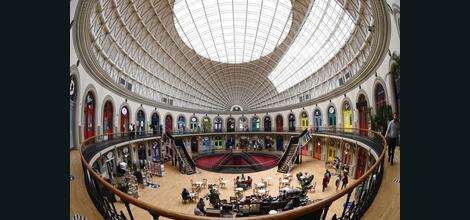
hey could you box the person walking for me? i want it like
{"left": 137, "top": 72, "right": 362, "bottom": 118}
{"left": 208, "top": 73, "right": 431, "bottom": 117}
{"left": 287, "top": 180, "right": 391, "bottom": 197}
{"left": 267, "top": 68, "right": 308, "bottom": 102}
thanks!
{"left": 322, "top": 175, "right": 328, "bottom": 192}
{"left": 335, "top": 174, "right": 341, "bottom": 191}
{"left": 385, "top": 113, "right": 399, "bottom": 165}
{"left": 341, "top": 175, "right": 348, "bottom": 190}
{"left": 325, "top": 169, "right": 331, "bottom": 184}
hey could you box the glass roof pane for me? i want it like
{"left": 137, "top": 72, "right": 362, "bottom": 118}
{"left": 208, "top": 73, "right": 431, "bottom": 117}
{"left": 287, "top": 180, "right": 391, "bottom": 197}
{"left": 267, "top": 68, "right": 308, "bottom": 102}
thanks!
{"left": 268, "top": 0, "right": 354, "bottom": 93}
{"left": 173, "top": 0, "right": 292, "bottom": 64}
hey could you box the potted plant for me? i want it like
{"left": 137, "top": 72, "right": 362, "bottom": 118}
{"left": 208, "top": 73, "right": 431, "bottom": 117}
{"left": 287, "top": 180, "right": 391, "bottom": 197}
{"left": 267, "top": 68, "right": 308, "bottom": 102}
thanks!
{"left": 296, "top": 172, "right": 314, "bottom": 195}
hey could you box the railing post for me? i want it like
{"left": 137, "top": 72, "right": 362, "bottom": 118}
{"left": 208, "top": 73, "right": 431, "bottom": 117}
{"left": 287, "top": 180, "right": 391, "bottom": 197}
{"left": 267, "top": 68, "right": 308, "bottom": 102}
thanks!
{"left": 124, "top": 201, "right": 135, "bottom": 220}
{"left": 149, "top": 213, "right": 159, "bottom": 220}
{"left": 321, "top": 203, "right": 332, "bottom": 220}
{"left": 340, "top": 191, "right": 352, "bottom": 219}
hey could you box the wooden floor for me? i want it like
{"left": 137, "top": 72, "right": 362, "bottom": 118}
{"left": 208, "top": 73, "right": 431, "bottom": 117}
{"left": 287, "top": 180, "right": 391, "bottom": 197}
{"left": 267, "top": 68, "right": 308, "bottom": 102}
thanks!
{"left": 362, "top": 148, "right": 400, "bottom": 220}
{"left": 70, "top": 149, "right": 104, "bottom": 220}
{"left": 113, "top": 155, "right": 357, "bottom": 220}
{"left": 70, "top": 150, "right": 399, "bottom": 220}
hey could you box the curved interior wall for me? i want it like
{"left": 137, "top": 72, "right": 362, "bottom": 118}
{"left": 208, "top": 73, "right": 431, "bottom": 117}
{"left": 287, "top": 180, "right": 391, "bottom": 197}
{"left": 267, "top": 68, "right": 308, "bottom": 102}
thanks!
{"left": 70, "top": 0, "right": 400, "bottom": 149}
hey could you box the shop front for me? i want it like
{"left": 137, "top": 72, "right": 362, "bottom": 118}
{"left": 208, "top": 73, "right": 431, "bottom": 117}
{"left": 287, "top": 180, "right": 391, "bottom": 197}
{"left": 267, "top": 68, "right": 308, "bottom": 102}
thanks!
{"left": 214, "top": 117, "right": 223, "bottom": 132}
{"left": 120, "top": 106, "right": 130, "bottom": 136}
{"left": 264, "top": 116, "right": 271, "bottom": 132}
{"left": 314, "top": 109, "right": 322, "bottom": 132}
{"left": 300, "top": 111, "right": 308, "bottom": 131}
{"left": 165, "top": 115, "right": 173, "bottom": 134}
{"left": 328, "top": 106, "right": 336, "bottom": 128}
{"left": 103, "top": 100, "right": 113, "bottom": 140}
{"left": 357, "top": 94, "right": 368, "bottom": 135}
{"left": 314, "top": 138, "right": 322, "bottom": 159}
{"left": 288, "top": 113, "right": 296, "bottom": 132}
{"left": 227, "top": 117, "right": 235, "bottom": 132}
{"left": 343, "top": 101, "right": 353, "bottom": 133}
{"left": 137, "top": 110, "right": 145, "bottom": 136}
{"left": 276, "top": 115, "right": 283, "bottom": 132}
{"left": 84, "top": 91, "right": 95, "bottom": 142}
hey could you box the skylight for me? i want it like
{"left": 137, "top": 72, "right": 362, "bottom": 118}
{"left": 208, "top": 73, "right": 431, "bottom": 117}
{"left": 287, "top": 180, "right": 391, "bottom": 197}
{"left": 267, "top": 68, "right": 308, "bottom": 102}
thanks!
{"left": 173, "top": 0, "right": 293, "bottom": 64}
{"left": 268, "top": 0, "right": 355, "bottom": 93}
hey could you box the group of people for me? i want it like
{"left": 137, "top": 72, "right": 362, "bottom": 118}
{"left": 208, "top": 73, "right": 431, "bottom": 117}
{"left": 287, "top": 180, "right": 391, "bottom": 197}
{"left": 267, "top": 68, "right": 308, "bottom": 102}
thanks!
{"left": 320, "top": 169, "right": 348, "bottom": 192}
{"left": 235, "top": 175, "right": 252, "bottom": 189}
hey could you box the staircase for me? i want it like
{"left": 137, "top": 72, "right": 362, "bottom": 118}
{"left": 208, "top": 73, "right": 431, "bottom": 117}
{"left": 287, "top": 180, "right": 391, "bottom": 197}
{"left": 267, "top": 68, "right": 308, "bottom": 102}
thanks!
{"left": 277, "top": 136, "right": 299, "bottom": 173}
{"left": 166, "top": 133, "right": 197, "bottom": 175}
{"left": 277, "top": 129, "right": 310, "bottom": 173}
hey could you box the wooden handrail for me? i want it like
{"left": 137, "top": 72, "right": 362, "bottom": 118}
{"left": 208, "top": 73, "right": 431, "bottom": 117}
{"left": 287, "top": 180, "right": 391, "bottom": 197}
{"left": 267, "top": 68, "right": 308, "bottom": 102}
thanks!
{"left": 79, "top": 127, "right": 386, "bottom": 219}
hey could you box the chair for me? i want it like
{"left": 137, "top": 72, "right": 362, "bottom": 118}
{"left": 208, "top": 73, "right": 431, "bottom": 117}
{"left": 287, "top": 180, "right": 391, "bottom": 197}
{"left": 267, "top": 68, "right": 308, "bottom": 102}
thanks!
{"left": 230, "top": 196, "right": 238, "bottom": 203}
{"left": 182, "top": 192, "right": 190, "bottom": 204}
{"left": 202, "top": 179, "right": 208, "bottom": 188}
{"left": 310, "top": 182, "right": 317, "bottom": 193}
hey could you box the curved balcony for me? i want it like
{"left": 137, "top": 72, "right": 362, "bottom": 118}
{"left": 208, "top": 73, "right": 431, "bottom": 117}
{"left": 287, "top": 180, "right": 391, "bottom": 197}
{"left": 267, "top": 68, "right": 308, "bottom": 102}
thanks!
{"left": 78, "top": 127, "right": 386, "bottom": 219}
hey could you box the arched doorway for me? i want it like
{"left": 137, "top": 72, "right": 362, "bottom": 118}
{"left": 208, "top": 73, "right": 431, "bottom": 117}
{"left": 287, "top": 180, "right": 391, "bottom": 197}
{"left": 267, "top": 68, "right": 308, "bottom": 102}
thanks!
{"left": 314, "top": 138, "right": 321, "bottom": 159}
{"left": 264, "top": 116, "right": 272, "bottom": 132}
{"left": 313, "top": 109, "right": 322, "bottom": 132}
{"left": 103, "top": 100, "right": 113, "bottom": 140}
{"left": 342, "top": 143, "right": 352, "bottom": 166}
{"left": 165, "top": 115, "right": 173, "bottom": 134}
{"left": 327, "top": 139, "right": 336, "bottom": 162}
{"left": 358, "top": 94, "right": 369, "bottom": 135}
{"left": 215, "top": 136, "right": 223, "bottom": 150}
{"left": 276, "top": 115, "right": 283, "bottom": 132}
{"left": 252, "top": 116, "right": 260, "bottom": 132}
{"left": 328, "top": 106, "right": 336, "bottom": 128}
{"left": 137, "top": 110, "right": 145, "bottom": 136}
{"left": 120, "top": 106, "right": 130, "bottom": 136}
{"left": 356, "top": 148, "right": 368, "bottom": 178}
{"left": 177, "top": 115, "right": 186, "bottom": 133}
{"left": 191, "top": 137, "right": 198, "bottom": 153}
{"left": 288, "top": 113, "right": 296, "bottom": 132}
{"left": 300, "top": 111, "right": 308, "bottom": 131}
{"left": 190, "top": 116, "right": 198, "bottom": 132}
{"left": 70, "top": 76, "right": 77, "bottom": 148}
{"left": 202, "top": 117, "right": 211, "bottom": 133}
{"left": 264, "top": 136, "right": 272, "bottom": 149}
{"left": 227, "top": 117, "right": 235, "bottom": 132}
{"left": 239, "top": 117, "right": 248, "bottom": 131}
{"left": 214, "top": 117, "right": 222, "bottom": 132}
{"left": 343, "top": 101, "right": 353, "bottom": 133}
{"left": 276, "top": 135, "right": 284, "bottom": 151}
{"left": 202, "top": 137, "right": 211, "bottom": 152}
{"left": 151, "top": 112, "right": 160, "bottom": 135}
{"left": 84, "top": 91, "right": 95, "bottom": 143}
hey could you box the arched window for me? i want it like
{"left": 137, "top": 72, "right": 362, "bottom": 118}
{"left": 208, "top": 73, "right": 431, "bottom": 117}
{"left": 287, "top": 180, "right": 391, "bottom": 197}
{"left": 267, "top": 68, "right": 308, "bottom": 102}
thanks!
{"left": 343, "top": 101, "right": 353, "bottom": 132}
{"left": 202, "top": 117, "right": 211, "bottom": 133}
{"left": 190, "top": 116, "right": 198, "bottom": 132}
{"left": 313, "top": 109, "right": 322, "bottom": 132}
{"left": 276, "top": 115, "right": 283, "bottom": 132}
{"left": 137, "top": 110, "right": 145, "bottom": 136}
{"left": 300, "top": 111, "right": 308, "bottom": 131}
{"left": 375, "top": 83, "right": 386, "bottom": 109}
{"left": 151, "top": 112, "right": 160, "bottom": 135}
{"left": 252, "top": 116, "right": 260, "bottom": 132}
{"left": 84, "top": 91, "right": 95, "bottom": 143}
{"left": 120, "top": 106, "right": 130, "bottom": 136}
{"left": 227, "top": 117, "right": 235, "bottom": 132}
{"left": 177, "top": 115, "right": 186, "bottom": 132}
{"left": 103, "top": 100, "right": 113, "bottom": 140}
{"left": 264, "top": 116, "right": 272, "bottom": 132}
{"left": 358, "top": 94, "right": 368, "bottom": 135}
{"left": 165, "top": 115, "right": 173, "bottom": 134}
{"left": 239, "top": 117, "right": 248, "bottom": 131}
{"left": 328, "top": 106, "right": 336, "bottom": 128}
{"left": 288, "top": 113, "right": 296, "bottom": 132}
{"left": 70, "top": 77, "right": 77, "bottom": 148}
{"left": 214, "top": 117, "right": 223, "bottom": 132}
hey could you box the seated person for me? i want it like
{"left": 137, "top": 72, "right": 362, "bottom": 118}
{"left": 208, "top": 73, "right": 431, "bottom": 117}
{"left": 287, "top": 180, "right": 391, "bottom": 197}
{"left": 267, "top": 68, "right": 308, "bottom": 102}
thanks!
{"left": 194, "top": 207, "right": 204, "bottom": 216}
{"left": 181, "top": 188, "right": 190, "bottom": 201}
{"left": 197, "top": 198, "right": 206, "bottom": 214}
{"left": 246, "top": 176, "right": 253, "bottom": 188}
{"left": 283, "top": 199, "right": 295, "bottom": 211}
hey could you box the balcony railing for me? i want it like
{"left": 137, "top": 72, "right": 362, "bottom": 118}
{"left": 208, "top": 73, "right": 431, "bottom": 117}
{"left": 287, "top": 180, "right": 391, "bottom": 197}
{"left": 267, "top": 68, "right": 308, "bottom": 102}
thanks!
{"left": 79, "top": 127, "right": 386, "bottom": 220}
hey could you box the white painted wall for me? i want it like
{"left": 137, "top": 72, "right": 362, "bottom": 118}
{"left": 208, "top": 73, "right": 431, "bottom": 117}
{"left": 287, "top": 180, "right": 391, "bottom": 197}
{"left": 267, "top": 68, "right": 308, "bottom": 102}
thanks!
{"left": 70, "top": 0, "right": 400, "bottom": 147}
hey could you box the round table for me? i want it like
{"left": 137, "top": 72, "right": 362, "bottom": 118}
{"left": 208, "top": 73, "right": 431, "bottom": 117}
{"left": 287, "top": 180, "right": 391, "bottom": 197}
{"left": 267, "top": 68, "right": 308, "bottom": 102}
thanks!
{"left": 195, "top": 181, "right": 203, "bottom": 185}
{"left": 256, "top": 183, "right": 265, "bottom": 188}
{"left": 266, "top": 177, "right": 272, "bottom": 185}
{"left": 258, "top": 189, "right": 266, "bottom": 194}
{"left": 281, "top": 179, "right": 289, "bottom": 183}
{"left": 269, "top": 210, "right": 278, "bottom": 215}
{"left": 300, "top": 176, "right": 306, "bottom": 180}
{"left": 281, "top": 187, "right": 291, "bottom": 191}
{"left": 284, "top": 173, "right": 292, "bottom": 177}
{"left": 235, "top": 187, "right": 244, "bottom": 192}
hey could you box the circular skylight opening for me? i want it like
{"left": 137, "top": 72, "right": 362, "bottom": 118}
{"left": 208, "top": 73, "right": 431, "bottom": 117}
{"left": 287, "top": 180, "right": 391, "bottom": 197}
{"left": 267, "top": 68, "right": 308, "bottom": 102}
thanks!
{"left": 173, "top": 0, "right": 293, "bottom": 64}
